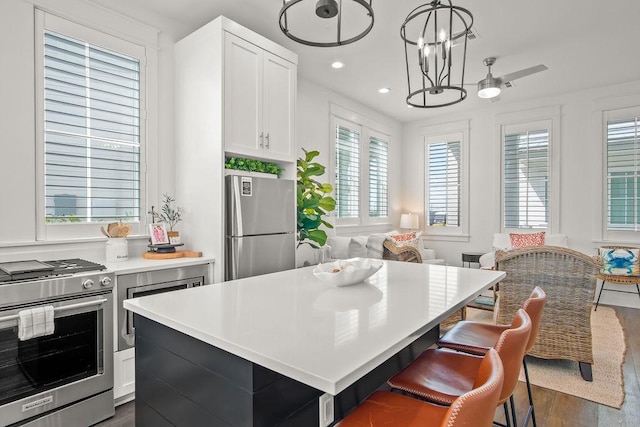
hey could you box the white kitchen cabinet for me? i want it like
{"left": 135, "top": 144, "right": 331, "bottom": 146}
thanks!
{"left": 175, "top": 17, "right": 297, "bottom": 282}
{"left": 114, "top": 348, "right": 135, "bottom": 405}
{"left": 224, "top": 32, "right": 296, "bottom": 162}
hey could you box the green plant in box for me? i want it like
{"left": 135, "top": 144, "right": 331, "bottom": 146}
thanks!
{"left": 297, "top": 149, "right": 336, "bottom": 248}
{"left": 225, "top": 157, "right": 283, "bottom": 177}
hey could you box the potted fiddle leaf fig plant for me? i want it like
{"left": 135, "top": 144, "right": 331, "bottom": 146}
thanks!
{"left": 297, "top": 148, "right": 336, "bottom": 249}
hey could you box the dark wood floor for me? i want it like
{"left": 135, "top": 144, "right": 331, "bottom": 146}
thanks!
{"left": 97, "top": 305, "right": 640, "bottom": 427}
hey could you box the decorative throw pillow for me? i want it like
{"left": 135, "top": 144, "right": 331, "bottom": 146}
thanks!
{"left": 326, "top": 236, "right": 350, "bottom": 259}
{"left": 600, "top": 248, "right": 640, "bottom": 276}
{"left": 509, "top": 231, "right": 546, "bottom": 248}
{"left": 348, "top": 236, "right": 368, "bottom": 258}
{"left": 388, "top": 232, "right": 420, "bottom": 249}
{"left": 366, "top": 234, "right": 387, "bottom": 259}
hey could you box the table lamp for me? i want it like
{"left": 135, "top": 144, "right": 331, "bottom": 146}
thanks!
{"left": 400, "top": 213, "right": 419, "bottom": 230}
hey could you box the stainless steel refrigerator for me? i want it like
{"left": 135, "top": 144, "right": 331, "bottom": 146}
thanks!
{"left": 225, "top": 175, "right": 296, "bottom": 280}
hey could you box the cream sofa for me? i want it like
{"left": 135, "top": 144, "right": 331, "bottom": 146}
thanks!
{"left": 479, "top": 233, "right": 569, "bottom": 268}
{"left": 327, "top": 232, "right": 445, "bottom": 265}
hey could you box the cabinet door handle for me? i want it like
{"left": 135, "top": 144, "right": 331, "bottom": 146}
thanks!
{"left": 259, "top": 132, "right": 264, "bottom": 148}
{"left": 265, "top": 133, "right": 270, "bottom": 149}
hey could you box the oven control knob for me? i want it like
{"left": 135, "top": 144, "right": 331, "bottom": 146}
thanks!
{"left": 82, "top": 279, "right": 95, "bottom": 289}
{"left": 100, "top": 276, "right": 112, "bottom": 287}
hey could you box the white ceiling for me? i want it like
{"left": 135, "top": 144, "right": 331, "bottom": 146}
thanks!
{"left": 89, "top": 0, "right": 640, "bottom": 123}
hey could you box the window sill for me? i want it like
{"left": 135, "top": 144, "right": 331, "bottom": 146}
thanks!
{"left": 423, "top": 234, "right": 470, "bottom": 243}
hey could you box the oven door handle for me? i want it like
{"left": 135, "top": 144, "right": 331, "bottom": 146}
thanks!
{"left": 0, "top": 298, "right": 108, "bottom": 324}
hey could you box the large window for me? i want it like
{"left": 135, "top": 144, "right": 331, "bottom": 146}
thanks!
{"left": 503, "top": 127, "right": 549, "bottom": 229}
{"left": 332, "top": 114, "right": 389, "bottom": 226}
{"left": 335, "top": 123, "right": 361, "bottom": 219}
{"left": 497, "top": 106, "right": 559, "bottom": 233}
{"left": 606, "top": 114, "right": 640, "bottom": 231}
{"left": 368, "top": 134, "right": 389, "bottom": 218}
{"left": 44, "top": 31, "right": 141, "bottom": 223}
{"left": 426, "top": 140, "right": 460, "bottom": 227}
{"left": 36, "top": 12, "right": 149, "bottom": 240}
{"left": 423, "top": 120, "right": 469, "bottom": 240}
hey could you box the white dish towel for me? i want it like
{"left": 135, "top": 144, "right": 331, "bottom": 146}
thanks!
{"left": 18, "top": 306, "right": 55, "bottom": 341}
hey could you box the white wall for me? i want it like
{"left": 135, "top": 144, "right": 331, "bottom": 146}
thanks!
{"left": 296, "top": 78, "right": 403, "bottom": 237}
{"left": 0, "top": 0, "right": 174, "bottom": 262}
{"left": 402, "top": 80, "right": 640, "bottom": 308}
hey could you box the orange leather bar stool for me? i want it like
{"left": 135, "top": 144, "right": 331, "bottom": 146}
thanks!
{"left": 335, "top": 348, "right": 504, "bottom": 427}
{"left": 437, "top": 287, "right": 546, "bottom": 427}
{"left": 388, "top": 309, "right": 531, "bottom": 427}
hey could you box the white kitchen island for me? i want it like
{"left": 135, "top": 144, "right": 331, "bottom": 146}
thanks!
{"left": 124, "top": 259, "right": 505, "bottom": 426}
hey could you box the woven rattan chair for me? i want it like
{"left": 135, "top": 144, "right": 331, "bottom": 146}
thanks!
{"left": 494, "top": 246, "right": 601, "bottom": 381}
{"left": 382, "top": 239, "right": 422, "bottom": 263}
{"left": 595, "top": 245, "right": 640, "bottom": 311}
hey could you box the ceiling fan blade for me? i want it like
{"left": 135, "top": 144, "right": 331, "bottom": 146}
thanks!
{"left": 498, "top": 64, "right": 548, "bottom": 85}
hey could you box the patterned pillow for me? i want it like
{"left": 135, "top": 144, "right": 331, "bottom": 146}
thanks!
{"left": 509, "top": 232, "right": 546, "bottom": 248}
{"left": 388, "top": 232, "right": 420, "bottom": 249}
{"left": 600, "top": 248, "right": 640, "bottom": 276}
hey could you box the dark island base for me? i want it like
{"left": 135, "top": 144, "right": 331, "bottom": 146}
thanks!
{"left": 134, "top": 314, "right": 438, "bottom": 426}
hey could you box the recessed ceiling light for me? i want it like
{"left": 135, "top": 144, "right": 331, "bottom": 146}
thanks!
{"left": 331, "top": 61, "right": 344, "bottom": 69}
{"left": 378, "top": 87, "right": 391, "bottom": 94}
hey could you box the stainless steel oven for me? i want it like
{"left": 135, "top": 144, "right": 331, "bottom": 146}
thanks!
{"left": 117, "top": 264, "right": 209, "bottom": 351}
{"left": 0, "top": 260, "right": 114, "bottom": 427}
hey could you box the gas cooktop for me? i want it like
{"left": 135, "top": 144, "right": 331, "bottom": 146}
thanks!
{"left": 0, "top": 258, "right": 106, "bottom": 283}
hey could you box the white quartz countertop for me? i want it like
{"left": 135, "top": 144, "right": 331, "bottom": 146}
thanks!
{"left": 124, "top": 260, "right": 505, "bottom": 395}
{"left": 104, "top": 256, "right": 215, "bottom": 275}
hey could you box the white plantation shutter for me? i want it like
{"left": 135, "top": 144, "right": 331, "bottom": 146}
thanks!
{"left": 427, "top": 141, "right": 460, "bottom": 226}
{"left": 503, "top": 128, "right": 549, "bottom": 229}
{"left": 607, "top": 117, "right": 640, "bottom": 230}
{"left": 44, "top": 30, "right": 141, "bottom": 223}
{"left": 335, "top": 124, "right": 360, "bottom": 219}
{"left": 368, "top": 136, "right": 388, "bottom": 218}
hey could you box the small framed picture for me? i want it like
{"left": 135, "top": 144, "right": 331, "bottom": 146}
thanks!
{"left": 149, "top": 223, "right": 169, "bottom": 245}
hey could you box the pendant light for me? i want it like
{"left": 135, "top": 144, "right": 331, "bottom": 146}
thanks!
{"left": 401, "top": 1, "right": 473, "bottom": 108}
{"left": 279, "top": 0, "right": 374, "bottom": 47}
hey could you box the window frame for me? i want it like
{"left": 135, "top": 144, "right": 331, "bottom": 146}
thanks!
{"left": 599, "top": 105, "right": 640, "bottom": 242}
{"left": 34, "top": 10, "right": 151, "bottom": 241}
{"left": 496, "top": 106, "right": 560, "bottom": 234}
{"left": 330, "top": 104, "right": 391, "bottom": 228}
{"left": 423, "top": 120, "right": 470, "bottom": 241}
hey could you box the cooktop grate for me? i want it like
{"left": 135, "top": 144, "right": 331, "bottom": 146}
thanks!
{"left": 0, "top": 258, "right": 105, "bottom": 283}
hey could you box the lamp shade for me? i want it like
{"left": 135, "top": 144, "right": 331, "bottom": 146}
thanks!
{"left": 400, "top": 213, "right": 419, "bottom": 229}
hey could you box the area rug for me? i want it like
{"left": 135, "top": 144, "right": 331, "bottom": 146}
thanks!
{"left": 464, "top": 306, "right": 626, "bottom": 408}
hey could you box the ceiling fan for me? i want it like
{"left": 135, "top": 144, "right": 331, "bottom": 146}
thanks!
{"left": 477, "top": 57, "right": 548, "bottom": 100}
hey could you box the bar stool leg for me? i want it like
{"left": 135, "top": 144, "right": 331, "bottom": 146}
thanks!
{"left": 509, "top": 395, "right": 517, "bottom": 427}
{"left": 500, "top": 401, "right": 512, "bottom": 427}
{"left": 522, "top": 358, "right": 537, "bottom": 427}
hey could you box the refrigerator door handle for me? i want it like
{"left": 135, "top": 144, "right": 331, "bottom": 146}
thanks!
{"left": 231, "top": 238, "right": 242, "bottom": 280}
{"left": 233, "top": 176, "right": 243, "bottom": 237}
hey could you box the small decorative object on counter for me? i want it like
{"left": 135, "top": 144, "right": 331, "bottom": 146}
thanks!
{"left": 101, "top": 221, "right": 131, "bottom": 262}
{"left": 149, "top": 194, "right": 183, "bottom": 244}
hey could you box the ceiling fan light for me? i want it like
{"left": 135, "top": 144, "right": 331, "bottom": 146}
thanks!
{"left": 477, "top": 78, "right": 501, "bottom": 98}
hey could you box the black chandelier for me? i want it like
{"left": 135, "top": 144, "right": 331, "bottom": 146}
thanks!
{"left": 401, "top": 1, "right": 473, "bottom": 108}
{"left": 279, "top": 0, "right": 374, "bottom": 47}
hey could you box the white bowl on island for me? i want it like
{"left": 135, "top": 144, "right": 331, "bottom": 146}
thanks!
{"left": 312, "top": 258, "right": 383, "bottom": 287}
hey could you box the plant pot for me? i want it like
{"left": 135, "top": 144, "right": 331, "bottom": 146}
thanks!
{"left": 167, "top": 231, "right": 180, "bottom": 245}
